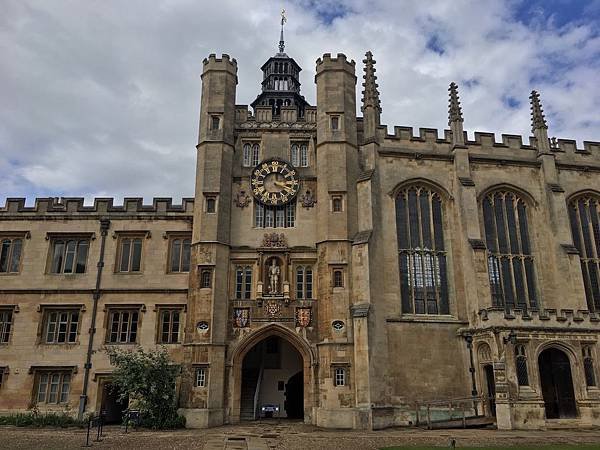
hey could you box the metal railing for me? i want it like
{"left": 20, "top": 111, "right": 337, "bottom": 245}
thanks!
{"left": 414, "top": 395, "right": 492, "bottom": 429}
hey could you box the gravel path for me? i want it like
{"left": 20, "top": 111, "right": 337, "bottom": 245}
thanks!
{"left": 2, "top": 422, "right": 600, "bottom": 449}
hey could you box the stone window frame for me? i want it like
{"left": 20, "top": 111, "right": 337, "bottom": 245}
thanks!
{"left": 45, "top": 233, "right": 93, "bottom": 275}
{"left": 234, "top": 264, "right": 253, "bottom": 300}
{"left": 480, "top": 188, "right": 539, "bottom": 310}
{"left": 199, "top": 266, "right": 214, "bottom": 289}
{"left": 242, "top": 142, "right": 261, "bottom": 167}
{"left": 210, "top": 114, "right": 221, "bottom": 131}
{"left": 165, "top": 232, "right": 192, "bottom": 274}
{"left": 113, "top": 231, "right": 149, "bottom": 274}
{"left": 328, "top": 113, "right": 343, "bottom": 131}
{"left": 155, "top": 304, "right": 186, "bottom": 345}
{"left": 582, "top": 344, "right": 598, "bottom": 388}
{"left": 515, "top": 343, "right": 530, "bottom": 387}
{"left": 193, "top": 364, "right": 209, "bottom": 388}
{"left": 331, "top": 363, "right": 350, "bottom": 388}
{"left": 204, "top": 193, "right": 218, "bottom": 214}
{"left": 330, "top": 193, "right": 344, "bottom": 213}
{"left": 290, "top": 141, "right": 309, "bottom": 167}
{"left": 36, "top": 304, "right": 85, "bottom": 346}
{"left": 0, "top": 305, "right": 18, "bottom": 345}
{"left": 332, "top": 267, "right": 345, "bottom": 289}
{"left": 0, "top": 231, "right": 28, "bottom": 275}
{"left": 395, "top": 182, "right": 452, "bottom": 316}
{"left": 103, "top": 304, "right": 146, "bottom": 345}
{"left": 29, "top": 365, "right": 77, "bottom": 406}
{"left": 295, "top": 264, "right": 314, "bottom": 300}
{"left": 253, "top": 200, "right": 296, "bottom": 229}
{"left": 567, "top": 193, "right": 600, "bottom": 312}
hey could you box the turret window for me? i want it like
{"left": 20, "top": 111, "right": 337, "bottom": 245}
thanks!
{"left": 210, "top": 115, "right": 220, "bottom": 130}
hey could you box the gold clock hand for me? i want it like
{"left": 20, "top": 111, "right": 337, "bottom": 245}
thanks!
{"left": 273, "top": 180, "right": 288, "bottom": 188}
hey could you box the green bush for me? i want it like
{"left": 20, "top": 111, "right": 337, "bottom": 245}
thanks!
{"left": 0, "top": 412, "right": 85, "bottom": 428}
{"left": 105, "top": 346, "right": 186, "bottom": 429}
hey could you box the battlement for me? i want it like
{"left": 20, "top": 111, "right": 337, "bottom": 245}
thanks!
{"left": 380, "top": 124, "right": 600, "bottom": 162}
{"left": 315, "top": 53, "right": 356, "bottom": 76}
{"left": 478, "top": 306, "right": 600, "bottom": 328}
{"left": 0, "top": 197, "right": 194, "bottom": 216}
{"left": 202, "top": 53, "right": 238, "bottom": 75}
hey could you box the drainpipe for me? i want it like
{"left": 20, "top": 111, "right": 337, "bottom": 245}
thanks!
{"left": 464, "top": 334, "right": 479, "bottom": 416}
{"left": 78, "top": 217, "right": 110, "bottom": 420}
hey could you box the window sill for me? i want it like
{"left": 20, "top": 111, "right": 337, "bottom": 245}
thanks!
{"left": 105, "top": 342, "right": 138, "bottom": 346}
{"left": 113, "top": 272, "right": 144, "bottom": 275}
{"left": 0, "top": 272, "right": 21, "bottom": 276}
{"left": 386, "top": 315, "right": 468, "bottom": 324}
{"left": 37, "top": 342, "right": 80, "bottom": 346}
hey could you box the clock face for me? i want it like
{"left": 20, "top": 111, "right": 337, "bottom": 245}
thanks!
{"left": 251, "top": 159, "right": 300, "bottom": 206}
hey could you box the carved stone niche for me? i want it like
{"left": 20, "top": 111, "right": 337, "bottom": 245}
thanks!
{"left": 263, "top": 255, "right": 284, "bottom": 297}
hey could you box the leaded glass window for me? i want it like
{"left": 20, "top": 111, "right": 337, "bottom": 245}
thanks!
{"left": 235, "top": 266, "right": 252, "bottom": 299}
{"left": 50, "top": 239, "right": 89, "bottom": 274}
{"left": 300, "top": 144, "right": 308, "bottom": 167}
{"left": 583, "top": 346, "right": 597, "bottom": 387}
{"left": 482, "top": 191, "right": 537, "bottom": 309}
{"left": 159, "top": 309, "right": 181, "bottom": 344}
{"left": 296, "top": 266, "right": 313, "bottom": 299}
{"left": 0, "top": 238, "right": 22, "bottom": 273}
{"left": 515, "top": 344, "right": 529, "bottom": 386}
{"left": 291, "top": 144, "right": 299, "bottom": 166}
{"left": 243, "top": 144, "right": 251, "bottom": 167}
{"left": 254, "top": 201, "right": 296, "bottom": 228}
{"left": 252, "top": 144, "right": 260, "bottom": 167}
{"left": 396, "top": 186, "right": 449, "bottom": 315}
{"left": 568, "top": 195, "right": 600, "bottom": 311}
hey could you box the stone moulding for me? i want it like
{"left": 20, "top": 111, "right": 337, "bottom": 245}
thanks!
{"left": 478, "top": 307, "right": 600, "bottom": 325}
{"left": 351, "top": 303, "right": 370, "bottom": 318}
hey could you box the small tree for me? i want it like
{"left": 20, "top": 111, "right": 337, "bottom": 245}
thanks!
{"left": 104, "top": 346, "right": 185, "bottom": 429}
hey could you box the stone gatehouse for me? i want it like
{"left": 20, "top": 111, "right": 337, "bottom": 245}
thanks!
{"left": 1, "top": 27, "right": 600, "bottom": 431}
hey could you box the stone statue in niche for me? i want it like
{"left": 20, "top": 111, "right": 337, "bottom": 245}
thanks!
{"left": 268, "top": 259, "right": 280, "bottom": 294}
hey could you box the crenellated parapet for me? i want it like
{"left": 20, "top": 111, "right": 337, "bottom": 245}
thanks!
{"left": 202, "top": 53, "right": 237, "bottom": 75}
{"left": 0, "top": 197, "right": 194, "bottom": 217}
{"left": 375, "top": 124, "right": 600, "bottom": 166}
{"left": 477, "top": 306, "right": 600, "bottom": 329}
{"left": 315, "top": 53, "right": 356, "bottom": 78}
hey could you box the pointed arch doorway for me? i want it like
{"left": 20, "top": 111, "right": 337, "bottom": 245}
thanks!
{"left": 538, "top": 348, "right": 577, "bottom": 419}
{"left": 229, "top": 324, "right": 314, "bottom": 423}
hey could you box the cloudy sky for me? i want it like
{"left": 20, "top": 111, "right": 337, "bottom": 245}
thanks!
{"left": 1, "top": 0, "right": 599, "bottom": 205}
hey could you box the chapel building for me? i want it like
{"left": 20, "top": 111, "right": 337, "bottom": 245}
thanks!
{"left": 1, "top": 29, "right": 600, "bottom": 430}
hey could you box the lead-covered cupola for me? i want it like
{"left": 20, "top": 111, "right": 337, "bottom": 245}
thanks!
{"left": 251, "top": 11, "right": 310, "bottom": 119}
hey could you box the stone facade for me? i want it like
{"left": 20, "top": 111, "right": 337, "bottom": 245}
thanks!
{"left": 1, "top": 42, "right": 600, "bottom": 431}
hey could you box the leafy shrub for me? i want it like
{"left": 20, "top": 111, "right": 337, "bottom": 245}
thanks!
{"left": 105, "top": 346, "right": 186, "bottom": 429}
{"left": 0, "top": 412, "right": 85, "bottom": 428}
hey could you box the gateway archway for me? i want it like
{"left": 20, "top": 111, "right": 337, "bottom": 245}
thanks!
{"left": 538, "top": 347, "right": 577, "bottom": 419}
{"left": 240, "top": 336, "right": 303, "bottom": 420}
{"left": 229, "top": 324, "right": 315, "bottom": 424}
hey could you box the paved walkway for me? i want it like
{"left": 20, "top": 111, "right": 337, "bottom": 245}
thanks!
{"left": 2, "top": 421, "right": 600, "bottom": 449}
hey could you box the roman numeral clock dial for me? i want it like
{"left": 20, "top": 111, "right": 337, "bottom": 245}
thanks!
{"left": 251, "top": 158, "right": 300, "bottom": 206}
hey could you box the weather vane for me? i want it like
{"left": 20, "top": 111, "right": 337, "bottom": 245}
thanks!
{"left": 279, "top": 9, "right": 287, "bottom": 53}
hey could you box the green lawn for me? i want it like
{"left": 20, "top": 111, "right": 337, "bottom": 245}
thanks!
{"left": 381, "top": 446, "right": 600, "bottom": 450}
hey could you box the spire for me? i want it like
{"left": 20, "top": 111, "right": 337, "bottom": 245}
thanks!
{"left": 529, "top": 90, "right": 547, "bottom": 133}
{"left": 361, "top": 51, "right": 381, "bottom": 114}
{"left": 529, "top": 90, "right": 550, "bottom": 153}
{"left": 448, "top": 82, "right": 463, "bottom": 125}
{"left": 279, "top": 9, "right": 287, "bottom": 54}
{"left": 448, "top": 82, "right": 465, "bottom": 146}
{"left": 361, "top": 51, "right": 381, "bottom": 142}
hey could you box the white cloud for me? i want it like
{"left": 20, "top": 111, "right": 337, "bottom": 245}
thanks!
{"left": 0, "top": 0, "right": 599, "bottom": 204}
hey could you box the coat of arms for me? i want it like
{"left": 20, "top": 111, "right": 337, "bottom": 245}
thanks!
{"left": 295, "top": 307, "right": 312, "bottom": 328}
{"left": 234, "top": 190, "right": 251, "bottom": 208}
{"left": 233, "top": 308, "right": 250, "bottom": 328}
{"left": 264, "top": 299, "right": 281, "bottom": 317}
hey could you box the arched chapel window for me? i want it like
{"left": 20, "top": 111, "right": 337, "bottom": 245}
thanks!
{"left": 291, "top": 144, "right": 299, "bottom": 166}
{"left": 243, "top": 144, "right": 251, "bottom": 167}
{"left": 482, "top": 190, "right": 537, "bottom": 309}
{"left": 396, "top": 185, "right": 449, "bottom": 315}
{"left": 515, "top": 344, "right": 529, "bottom": 386}
{"left": 568, "top": 194, "right": 600, "bottom": 311}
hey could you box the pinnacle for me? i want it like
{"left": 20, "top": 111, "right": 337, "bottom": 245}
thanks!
{"left": 448, "top": 82, "right": 464, "bottom": 125}
{"left": 361, "top": 51, "right": 381, "bottom": 114}
{"left": 530, "top": 90, "right": 548, "bottom": 132}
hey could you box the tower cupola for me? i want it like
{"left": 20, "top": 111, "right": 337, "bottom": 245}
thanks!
{"left": 251, "top": 10, "right": 310, "bottom": 119}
